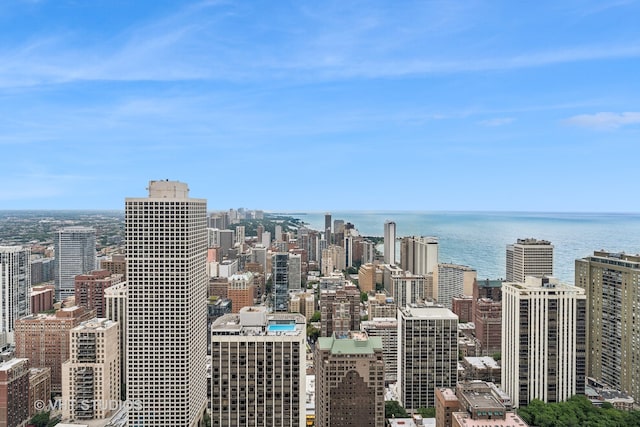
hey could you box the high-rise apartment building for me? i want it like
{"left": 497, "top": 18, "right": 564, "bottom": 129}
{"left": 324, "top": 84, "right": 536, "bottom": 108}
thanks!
{"left": 0, "top": 358, "right": 29, "bottom": 427}
{"left": 505, "top": 238, "right": 553, "bottom": 283}
{"left": 125, "top": 180, "right": 207, "bottom": 426}
{"left": 398, "top": 304, "right": 458, "bottom": 411}
{"left": 472, "top": 279, "right": 503, "bottom": 354}
{"left": 436, "top": 263, "right": 477, "bottom": 309}
{"left": 15, "top": 306, "right": 94, "bottom": 393}
{"left": 324, "top": 213, "right": 332, "bottom": 245}
{"left": 61, "top": 318, "right": 120, "bottom": 421}
{"left": 576, "top": 251, "right": 640, "bottom": 402}
{"left": 361, "top": 318, "right": 398, "bottom": 384}
{"left": 502, "top": 276, "right": 586, "bottom": 407}
{"left": 315, "top": 331, "right": 385, "bottom": 427}
{"left": 358, "top": 263, "right": 376, "bottom": 293}
{"left": 288, "top": 253, "right": 302, "bottom": 289}
{"left": 28, "top": 367, "right": 51, "bottom": 419}
{"left": 100, "top": 254, "right": 127, "bottom": 280}
{"left": 272, "top": 253, "right": 289, "bottom": 312}
{"left": 227, "top": 272, "right": 255, "bottom": 313}
{"left": 320, "top": 284, "right": 360, "bottom": 337}
{"left": 54, "top": 226, "right": 96, "bottom": 300}
{"left": 398, "top": 305, "right": 458, "bottom": 412}
{"left": 383, "top": 221, "right": 396, "bottom": 265}
{"left": 105, "top": 282, "right": 127, "bottom": 400}
{"left": 74, "top": 270, "right": 124, "bottom": 318}
{"left": 210, "top": 307, "right": 306, "bottom": 427}
{"left": 288, "top": 291, "right": 315, "bottom": 321}
{"left": 391, "top": 272, "right": 426, "bottom": 307}
{"left": 0, "top": 246, "right": 31, "bottom": 347}
{"left": 400, "top": 236, "right": 438, "bottom": 276}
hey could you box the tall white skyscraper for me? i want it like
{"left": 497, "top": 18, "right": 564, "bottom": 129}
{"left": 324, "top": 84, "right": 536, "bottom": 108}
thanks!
{"left": 502, "top": 276, "right": 586, "bottom": 407}
{"left": 54, "top": 226, "right": 96, "bottom": 300}
{"left": 383, "top": 221, "right": 396, "bottom": 265}
{"left": 0, "top": 246, "right": 31, "bottom": 346}
{"left": 125, "top": 180, "right": 207, "bottom": 426}
{"left": 400, "top": 236, "right": 438, "bottom": 276}
{"left": 506, "top": 238, "right": 553, "bottom": 283}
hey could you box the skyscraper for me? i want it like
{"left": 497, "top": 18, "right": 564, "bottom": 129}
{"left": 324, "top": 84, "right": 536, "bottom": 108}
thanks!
{"left": 54, "top": 226, "right": 96, "bottom": 300}
{"left": 383, "top": 220, "right": 396, "bottom": 265}
{"left": 505, "top": 238, "right": 553, "bottom": 283}
{"left": 315, "top": 331, "right": 385, "bottom": 427}
{"left": 576, "top": 251, "right": 640, "bottom": 402}
{"left": 272, "top": 253, "right": 289, "bottom": 312}
{"left": 210, "top": 307, "right": 306, "bottom": 426}
{"left": 0, "top": 246, "right": 31, "bottom": 347}
{"left": 436, "top": 263, "right": 476, "bottom": 309}
{"left": 501, "top": 276, "right": 586, "bottom": 407}
{"left": 61, "top": 318, "right": 120, "bottom": 421}
{"left": 125, "top": 180, "right": 207, "bottom": 426}
{"left": 324, "top": 213, "right": 332, "bottom": 245}
{"left": 398, "top": 304, "right": 458, "bottom": 410}
{"left": 400, "top": 236, "right": 438, "bottom": 275}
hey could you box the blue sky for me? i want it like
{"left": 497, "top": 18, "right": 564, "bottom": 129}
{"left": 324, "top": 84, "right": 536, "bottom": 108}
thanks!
{"left": 1, "top": 0, "right": 639, "bottom": 212}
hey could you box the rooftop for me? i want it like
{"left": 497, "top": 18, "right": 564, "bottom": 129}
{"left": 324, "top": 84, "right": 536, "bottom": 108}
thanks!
{"left": 317, "top": 331, "right": 383, "bottom": 355}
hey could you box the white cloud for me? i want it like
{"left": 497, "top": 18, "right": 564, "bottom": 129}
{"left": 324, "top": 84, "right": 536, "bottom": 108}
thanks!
{"left": 564, "top": 112, "right": 640, "bottom": 129}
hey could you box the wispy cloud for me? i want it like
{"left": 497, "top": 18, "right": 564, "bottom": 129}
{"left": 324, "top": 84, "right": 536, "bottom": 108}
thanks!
{"left": 564, "top": 112, "right": 640, "bottom": 129}
{"left": 1, "top": 1, "right": 640, "bottom": 87}
{"left": 478, "top": 117, "right": 515, "bottom": 127}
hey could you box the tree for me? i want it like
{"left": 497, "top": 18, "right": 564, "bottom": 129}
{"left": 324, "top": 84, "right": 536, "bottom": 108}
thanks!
{"left": 417, "top": 407, "right": 436, "bottom": 418}
{"left": 385, "top": 401, "right": 408, "bottom": 419}
{"left": 306, "top": 324, "right": 320, "bottom": 343}
{"left": 309, "top": 311, "right": 321, "bottom": 322}
{"left": 360, "top": 291, "right": 368, "bottom": 303}
{"left": 29, "top": 412, "right": 50, "bottom": 427}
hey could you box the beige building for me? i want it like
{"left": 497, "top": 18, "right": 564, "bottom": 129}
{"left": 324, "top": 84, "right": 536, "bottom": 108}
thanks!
{"left": 358, "top": 263, "right": 376, "bottom": 293}
{"left": 435, "top": 263, "right": 476, "bottom": 309}
{"left": 288, "top": 291, "right": 315, "bottom": 321}
{"left": 361, "top": 318, "right": 397, "bottom": 384}
{"left": 315, "top": 331, "right": 385, "bottom": 427}
{"left": 502, "top": 276, "right": 586, "bottom": 407}
{"left": 62, "top": 318, "right": 120, "bottom": 421}
{"left": 210, "top": 307, "right": 306, "bottom": 426}
{"left": 506, "top": 238, "right": 553, "bottom": 283}
{"left": 14, "top": 306, "right": 95, "bottom": 393}
{"left": 576, "top": 251, "right": 640, "bottom": 403}
{"left": 125, "top": 180, "right": 208, "bottom": 426}
{"left": 367, "top": 293, "right": 397, "bottom": 319}
{"left": 104, "top": 282, "right": 127, "bottom": 400}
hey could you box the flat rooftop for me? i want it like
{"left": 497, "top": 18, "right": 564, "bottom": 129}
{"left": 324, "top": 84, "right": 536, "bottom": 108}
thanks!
{"left": 453, "top": 412, "right": 528, "bottom": 426}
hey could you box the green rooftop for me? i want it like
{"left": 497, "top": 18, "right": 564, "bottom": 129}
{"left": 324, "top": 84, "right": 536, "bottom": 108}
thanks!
{"left": 317, "top": 332, "right": 383, "bottom": 355}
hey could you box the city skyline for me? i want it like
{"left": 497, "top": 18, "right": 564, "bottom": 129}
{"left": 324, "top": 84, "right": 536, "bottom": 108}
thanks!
{"left": 2, "top": 1, "right": 640, "bottom": 212}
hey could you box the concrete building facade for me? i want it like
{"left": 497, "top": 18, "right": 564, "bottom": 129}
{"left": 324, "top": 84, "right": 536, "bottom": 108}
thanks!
{"left": 61, "top": 318, "right": 120, "bottom": 421}
{"left": 398, "top": 305, "right": 458, "bottom": 411}
{"left": 0, "top": 246, "right": 31, "bottom": 347}
{"left": 54, "top": 227, "right": 96, "bottom": 300}
{"left": 502, "top": 276, "right": 586, "bottom": 407}
{"left": 210, "top": 307, "right": 306, "bottom": 427}
{"left": 505, "top": 238, "right": 553, "bottom": 283}
{"left": 576, "top": 251, "right": 640, "bottom": 403}
{"left": 125, "top": 180, "right": 207, "bottom": 426}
